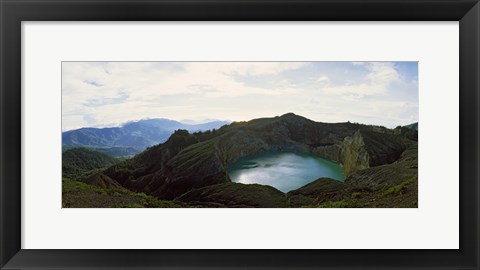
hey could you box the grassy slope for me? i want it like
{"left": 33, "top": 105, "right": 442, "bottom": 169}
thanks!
{"left": 315, "top": 176, "right": 418, "bottom": 208}
{"left": 287, "top": 175, "right": 417, "bottom": 208}
{"left": 62, "top": 178, "right": 183, "bottom": 208}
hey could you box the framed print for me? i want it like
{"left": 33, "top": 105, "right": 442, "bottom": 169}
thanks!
{"left": 1, "top": 0, "right": 479, "bottom": 269}
{"left": 60, "top": 61, "right": 419, "bottom": 209}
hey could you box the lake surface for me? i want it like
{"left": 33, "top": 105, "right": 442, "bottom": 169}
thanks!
{"left": 227, "top": 152, "right": 345, "bottom": 193}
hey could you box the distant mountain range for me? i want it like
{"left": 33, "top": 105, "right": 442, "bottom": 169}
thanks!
{"left": 62, "top": 118, "right": 230, "bottom": 156}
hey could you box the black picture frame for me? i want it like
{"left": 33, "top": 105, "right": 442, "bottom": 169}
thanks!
{"left": 1, "top": 0, "right": 479, "bottom": 269}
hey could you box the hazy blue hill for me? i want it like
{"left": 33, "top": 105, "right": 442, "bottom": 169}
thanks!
{"left": 391, "top": 122, "right": 418, "bottom": 141}
{"left": 62, "top": 118, "right": 230, "bottom": 151}
{"left": 62, "top": 148, "right": 120, "bottom": 180}
{"left": 188, "top": 121, "right": 231, "bottom": 131}
{"left": 404, "top": 122, "right": 418, "bottom": 131}
{"left": 123, "top": 118, "right": 185, "bottom": 129}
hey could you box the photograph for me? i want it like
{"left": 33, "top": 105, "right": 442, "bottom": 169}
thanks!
{"left": 2, "top": 0, "right": 478, "bottom": 268}
{"left": 61, "top": 61, "right": 418, "bottom": 208}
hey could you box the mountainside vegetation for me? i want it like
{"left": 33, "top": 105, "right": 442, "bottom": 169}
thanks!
{"left": 62, "top": 145, "right": 140, "bottom": 157}
{"left": 62, "top": 178, "right": 183, "bottom": 208}
{"left": 62, "top": 113, "right": 418, "bottom": 208}
{"left": 62, "top": 148, "right": 120, "bottom": 180}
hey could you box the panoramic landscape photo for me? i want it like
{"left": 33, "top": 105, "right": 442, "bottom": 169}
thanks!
{"left": 62, "top": 61, "right": 418, "bottom": 208}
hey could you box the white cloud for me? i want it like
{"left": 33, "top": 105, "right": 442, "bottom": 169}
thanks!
{"left": 61, "top": 62, "right": 307, "bottom": 130}
{"left": 366, "top": 62, "right": 400, "bottom": 84}
{"left": 197, "top": 62, "right": 306, "bottom": 76}
{"left": 321, "top": 62, "right": 400, "bottom": 98}
{"left": 323, "top": 83, "right": 386, "bottom": 97}
{"left": 62, "top": 62, "right": 418, "bottom": 130}
{"left": 317, "top": 75, "right": 330, "bottom": 82}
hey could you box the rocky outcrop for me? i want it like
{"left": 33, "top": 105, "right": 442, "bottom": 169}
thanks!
{"left": 312, "top": 144, "right": 344, "bottom": 163}
{"left": 313, "top": 130, "right": 411, "bottom": 177}
{"left": 341, "top": 131, "right": 370, "bottom": 177}
{"left": 345, "top": 144, "right": 418, "bottom": 190}
{"left": 361, "top": 130, "right": 411, "bottom": 167}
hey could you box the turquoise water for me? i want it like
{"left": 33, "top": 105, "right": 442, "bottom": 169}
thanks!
{"left": 227, "top": 152, "right": 345, "bottom": 193}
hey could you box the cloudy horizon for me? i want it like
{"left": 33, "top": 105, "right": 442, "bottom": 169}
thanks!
{"left": 62, "top": 61, "right": 418, "bottom": 131}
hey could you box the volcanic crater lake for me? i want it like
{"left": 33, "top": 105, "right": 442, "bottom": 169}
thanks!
{"left": 227, "top": 152, "right": 345, "bottom": 193}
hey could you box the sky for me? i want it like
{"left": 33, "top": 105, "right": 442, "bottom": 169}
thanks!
{"left": 62, "top": 62, "right": 418, "bottom": 131}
